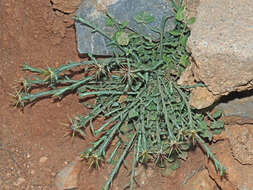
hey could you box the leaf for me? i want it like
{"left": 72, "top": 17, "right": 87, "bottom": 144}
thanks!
{"left": 116, "top": 31, "right": 129, "bottom": 46}
{"left": 179, "top": 35, "right": 187, "bottom": 47}
{"left": 149, "top": 113, "right": 157, "bottom": 121}
{"left": 128, "top": 109, "right": 139, "bottom": 119}
{"left": 134, "top": 11, "right": 154, "bottom": 24}
{"left": 179, "top": 55, "right": 189, "bottom": 67}
{"left": 187, "top": 17, "right": 196, "bottom": 25}
{"left": 105, "top": 17, "right": 113, "bottom": 27}
{"left": 170, "top": 159, "right": 180, "bottom": 170}
{"left": 112, "top": 102, "right": 119, "bottom": 107}
{"left": 120, "top": 20, "right": 128, "bottom": 29}
{"left": 180, "top": 143, "right": 190, "bottom": 151}
{"left": 120, "top": 122, "right": 129, "bottom": 133}
{"left": 163, "top": 41, "right": 179, "bottom": 47}
{"left": 200, "top": 130, "right": 212, "bottom": 141}
{"left": 212, "top": 110, "right": 223, "bottom": 119}
{"left": 198, "top": 120, "right": 208, "bottom": 130}
{"left": 147, "top": 102, "right": 156, "bottom": 111}
{"left": 212, "top": 128, "right": 225, "bottom": 135}
{"left": 175, "top": 7, "right": 185, "bottom": 21}
{"left": 210, "top": 120, "right": 225, "bottom": 129}
{"left": 169, "top": 30, "right": 181, "bottom": 36}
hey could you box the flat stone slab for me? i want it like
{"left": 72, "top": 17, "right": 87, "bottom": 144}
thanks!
{"left": 188, "top": 0, "right": 253, "bottom": 96}
{"left": 217, "top": 91, "right": 253, "bottom": 120}
{"left": 75, "top": 0, "right": 175, "bottom": 55}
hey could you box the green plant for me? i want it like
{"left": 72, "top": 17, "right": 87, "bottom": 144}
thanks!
{"left": 13, "top": 1, "right": 225, "bottom": 189}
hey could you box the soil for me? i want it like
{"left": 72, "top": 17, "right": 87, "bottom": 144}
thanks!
{"left": 0, "top": 1, "right": 206, "bottom": 190}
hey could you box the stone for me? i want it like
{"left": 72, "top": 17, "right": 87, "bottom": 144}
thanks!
{"left": 225, "top": 125, "right": 253, "bottom": 165}
{"left": 55, "top": 156, "right": 83, "bottom": 190}
{"left": 217, "top": 93, "right": 253, "bottom": 120}
{"left": 75, "top": 0, "right": 175, "bottom": 55}
{"left": 189, "top": 87, "right": 217, "bottom": 109}
{"left": 177, "top": 64, "right": 195, "bottom": 87}
{"left": 39, "top": 156, "right": 48, "bottom": 163}
{"left": 206, "top": 140, "right": 253, "bottom": 190}
{"left": 182, "top": 169, "right": 218, "bottom": 190}
{"left": 51, "top": 0, "right": 82, "bottom": 14}
{"left": 223, "top": 116, "right": 253, "bottom": 125}
{"left": 183, "top": 0, "right": 200, "bottom": 19}
{"left": 187, "top": 0, "right": 253, "bottom": 96}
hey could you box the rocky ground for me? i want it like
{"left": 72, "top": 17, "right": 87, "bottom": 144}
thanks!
{"left": 0, "top": 0, "right": 252, "bottom": 190}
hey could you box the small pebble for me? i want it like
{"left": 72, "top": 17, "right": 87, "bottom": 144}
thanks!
{"left": 39, "top": 156, "right": 48, "bottom": 163}
{"left": 27, "top": 153, "right": 31, "bottom": 158}
{"left": 31, "top": 170, "right": 35, "bottom": 175}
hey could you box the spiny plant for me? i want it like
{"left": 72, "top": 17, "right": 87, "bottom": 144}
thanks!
{"left": 13, "top": 0, "right": 225, "bottom": 189}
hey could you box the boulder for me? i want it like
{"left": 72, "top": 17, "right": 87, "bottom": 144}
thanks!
{"left": 187, "top": 0, "right": 253, "bottom": 96}
{"left": 51, "top": 0, "right": 82, "bottom": 14}
{"left": 206, "top": 124, "right": 253, "bottom": 190}
{"left": 55, "top": 157, "right": 83, "bottom": 190}
{"left": 217, "top": 92, "right": 253, "bottom": 120}
{"left": 75, "top": 0, "right": 175, "bottom": 55}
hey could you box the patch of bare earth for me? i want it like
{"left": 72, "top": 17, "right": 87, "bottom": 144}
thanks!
{"left": 0, "top": 1, "right": 213, "bottom": 190}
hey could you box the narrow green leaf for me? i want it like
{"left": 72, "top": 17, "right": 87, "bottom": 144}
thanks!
{"left": 187, "top": 17, "right": 196, "bottom": 25}
{"left": 105, "top": 17, "right": 114, "bottom": 27}
{"left": 180, "top": 55, "right": 189, "bottom": 67}
{"left": 212, "top": 110, "right": 223, "bottom": 119}
{"left": 120, "top": 20, "right": 128, "bottom": 29}
{"left": 169, "top": 30, "right": 181, "bottom": 36}
{"left": 175, "top": 7, "right": 185, "bottom": 21}
{"left": 210, "top": 120, "right": 225, "bottom": 129}
{"left": 128, "top": 109, "right": 139, "bottom": 119}
{"left": 116, "top": 31, "right": 129, "bottom": 46}
{"left": 134, "top": 11, "right": 154, "bottom": 24}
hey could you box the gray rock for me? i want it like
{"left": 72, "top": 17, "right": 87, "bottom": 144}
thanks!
{"left": 188, "top": 0, "right": 253, "bottom": 96}
{"left": 217, "top": 92, "right": 253, "bottom": 120}
{"left": 75, "top": 0, "right": 175, "bottom": 55}
{"left": 55, "top": 157, "right": 83, "bottom": 190}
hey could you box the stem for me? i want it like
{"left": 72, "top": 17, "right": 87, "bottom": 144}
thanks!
{"left": 104, "top": 133, "right": 136, "bottom": 190}
{"left": 173, "top": 82, "right": 194, "bottom": 129}
{"left": 196, "top": 134, "right": 226, "bottom": 176}
{"left": 157, "top": 77, "right": 174, "bottom": 139}
{"left": 74, "top": 16, "right": 126, "bottom": 54}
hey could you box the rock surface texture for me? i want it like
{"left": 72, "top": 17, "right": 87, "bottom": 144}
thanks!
{"left": 51, "top": 0, "right": 82, "bottom": 13}
{"left": 225, "top": 125, "right": 253, "bottom": 165}
{"left": 75, "top": 0, "right": 175, "bottom": 55}
{"left": 206, "top": 124, "right": 253, "bottom": 190}
{"left": 188, "top": 0, "right": 253, "bottom": 96}
{"left": 217, "top": 92, "right": 253, "bottom": 120}
{"left": 182, "top": 169, "right": 218, "bottom": 190}
{"left": 189, "top": 86, "right": 216, "bottom": 109}
{"left": 55, "top": 157, "right": 83, "bottom": 190}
